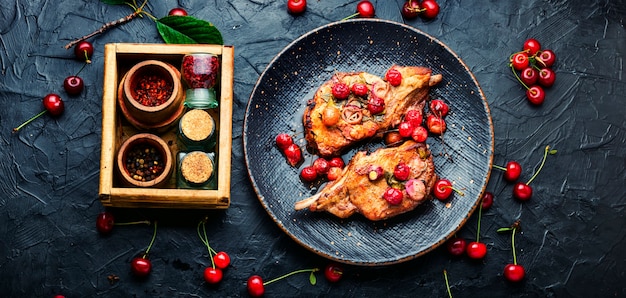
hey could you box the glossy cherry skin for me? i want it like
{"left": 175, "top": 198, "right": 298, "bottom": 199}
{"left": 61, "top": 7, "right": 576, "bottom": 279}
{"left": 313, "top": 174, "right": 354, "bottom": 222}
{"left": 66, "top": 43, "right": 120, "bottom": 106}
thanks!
{"left": 482, "top": 191, "right": 494, "bottom": 210}
{"left": 324, "top": 263, "right": 344, "bottom": 283}
{"left": 504, "top": 264, "right": 526, "bottom": 282}
{"left": 520, "top": 67, "right": 538, "bottom": 86}
{"left": 312, "top": 158, "right": 330, "bottom": 175}
{"left": 63, "top": 75, "right": 84, "bottom": 95}
{"left": 420, "top": 0, "right": 440, "bottom": 19}
{"left": 131, "top": 257, "right": 152, "bottom": 277}
{"left": 74, "top": 41, "right": 94, "bottom": 62}
{"left": 503, "top": 161, "right": 522, "bottom": 182}
{"left": 356, "top": 0, "right": 375, "bottom": 18}
{"left": 466, "top": 241, "right": 487, "bottom": 259}
{"left": 426, "top": 114, "right": 446, "bottom": 135}
{"left": 511, "top": 53, "right": 529, "bottom": 71}
{"left": 404, "top": 109, "right": 423, "bottom": 127}
{"left": 283, "top": 143, "right": 302, "bottom": 166}
{"left": 433, "top": 179, "right": 453, "bottom": 201}
{"left": 429, "top": 99, "right": 449, "bottom": 118}
{"left": 537, "top": 49, "right": 556, "bottom": 68}
{"left": 96, "top": 212, "right": 115, "bottom": 234}
{"left": 204, "top": 267, "right": 223, "bottom": 284}
{"left": 538, "top": 68, "right": 556, "bottom": 88}
{"left": 523, "top": 38, "right": 541, "bottom": 56}
{"left": 287, "top": 0, "right": 307, "bottom": 15}
{"left": 411, "top": 125, "right": 428, "bottom": 143}
{"left": 43, "top": 93, "right": 64, "bottom": 116}
{"left": 213, "top": 251, "right": 231, "bottom": 269}
{"left": 168, "top": 8, "right": 188, "bottom": 16}
{"left": 513, "top": 182, "right": 533, "bottom": 201}
{"left": 398, "top": 121, "right": 414, "bottom": 138}
{"left": 247, "top": 275, "right": 265, "bottom": 297}
{"left": 446, "top": 237, "right": 467, "bottom": 257}
{"left": 328, "top": 157, "right": 345, "bottom": 169}
{"left": 401, "top": 0, "right": 420, "bottom": 20}
{"left": 526, "top": 85, "right": 545, "bottom": 105}
{"left": 300, "top": 166, "right": 318, "bottom": 182}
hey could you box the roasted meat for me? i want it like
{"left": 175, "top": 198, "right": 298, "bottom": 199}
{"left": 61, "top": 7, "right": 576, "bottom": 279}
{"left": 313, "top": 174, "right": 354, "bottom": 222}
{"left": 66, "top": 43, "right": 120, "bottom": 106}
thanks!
{"left": 294, "top": 140, "right": 437, "bottom": 221}
{"left": 303, "top": 65, "right": 442, "bottom": 157}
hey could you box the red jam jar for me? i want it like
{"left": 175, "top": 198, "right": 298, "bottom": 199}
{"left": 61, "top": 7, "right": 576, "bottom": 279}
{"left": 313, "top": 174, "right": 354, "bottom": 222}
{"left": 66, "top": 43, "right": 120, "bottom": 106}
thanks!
{"left": 181, "top": 53, "right": 220, "bottom": 109}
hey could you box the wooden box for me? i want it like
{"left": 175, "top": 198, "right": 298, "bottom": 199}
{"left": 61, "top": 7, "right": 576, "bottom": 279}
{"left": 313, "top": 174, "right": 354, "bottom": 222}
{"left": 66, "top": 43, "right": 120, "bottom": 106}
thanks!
{"left": 98, "top": 43, "right": 234, "bottom": 209}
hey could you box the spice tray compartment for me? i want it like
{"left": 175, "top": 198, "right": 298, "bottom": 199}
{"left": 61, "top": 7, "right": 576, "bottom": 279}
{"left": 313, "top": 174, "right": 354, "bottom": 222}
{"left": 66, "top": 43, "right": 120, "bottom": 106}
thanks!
{"left": 99, "top": 43, "right": 234, "bottom": 209}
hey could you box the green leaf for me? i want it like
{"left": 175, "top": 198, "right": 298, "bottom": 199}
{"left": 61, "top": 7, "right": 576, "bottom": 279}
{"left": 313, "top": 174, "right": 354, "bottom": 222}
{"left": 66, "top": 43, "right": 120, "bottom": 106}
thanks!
{"left": 156, "top": 16, "right": 223, "bottom": 45}
{"left": 309, "top": 271, "right": 317, "bottom": 285}
{"left": 549, "top": 149, "right": 558, "bottom": 155}
{"left": 100, "top": 0, "right": 131, "bottom": 5}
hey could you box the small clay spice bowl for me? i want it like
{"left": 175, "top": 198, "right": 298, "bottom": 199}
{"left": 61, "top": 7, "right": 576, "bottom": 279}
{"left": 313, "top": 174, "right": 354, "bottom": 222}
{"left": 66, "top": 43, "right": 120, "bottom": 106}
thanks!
{"left": 119, "top": 60, "right": 185, "bottom": 130}
{"left": 117, "top": 133, "right": 173, "bottom": 188}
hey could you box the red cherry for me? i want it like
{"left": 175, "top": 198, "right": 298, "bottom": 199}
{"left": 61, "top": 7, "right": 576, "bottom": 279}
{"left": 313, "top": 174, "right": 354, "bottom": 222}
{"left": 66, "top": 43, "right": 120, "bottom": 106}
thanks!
{"left": 411, "top": 125, "right": 428, "bottom": 143}
{"left": 312, "top": 157, "right": 330, "bottom": 175}
{"left": 131, "top": 257, "right": 152, "bottom": 277}
{"left": 356, "top": 0, "right": 375, "bottom": 18}
{"left": 513, "top": 182, "right": 533, "bottom": 201}
{"left": 520, "top": 67, "right": 538, "bottom": 86}
{"left": 204, "top": 267, "right": 223, "bottom": 284}
{"left": 326, "top": 167, "right": 342, "bottom": 181}
{"left": 247, "top": 275, "right": 265, "bottom": 297}
{"left": 351, "top": 83, "right": 369, "bottom": 97}
{"left": 426, "top": 114, "right": 446, "bottom": 135}
{"left": 300, "top": 166, "right": 318, "bottom": 182}
{"left": 393, "top": 162, "right": 411, "bottom": 181}
{"left": 433, "top": 179, "right": 453, "bottom": 201}
{"left": 398, "top": 121, "right": 414, "bottom": 138}
{"left": 511, "top": 53, "right": 529, "bottom": 71}
{"left": 526, "top": 85, "right": 545, "bottom": 105}
{"left": 385, "top": 68, "right": 402, "bottom": 86}
{"left": 96, "top": 212, "right": 115, "bottom": 234}
{"left": 324, "top": 263, "right": 344, "bottom": 283}
{"left": 466, "top": 241, "right": 487, "bottom": 259}
{"left": 54, "top": 295, "right": 65, "bottom": 298}
{"left": 328, "top": 157, "right": 345, "bottom": 169}
{"left": 420, "top": 0, "right": 440, "bottom": 19}
{"left": 404, "top": 109, "right": 423, "bottom": 127}
{"left": 43, "top": 93, "right": 64, "bottom": 116}
{"left": 523, "top": 38, "right": 541, "bottom": 56}
{"left": 283, "top": 143, "right": 302, "bottom": 166}
{"left": 275, "top": 133, "right": 294, "bottom": 151}
{"left": 383, "top": 187, "right": 404, "bottom": 205}
{"left": 401, "top": 0, "right": 421, "bottom": 20}
{"left": 503, "top": 161, "right": 522, "bottom": 182}
{"left": 331, "top": 82, "right": 350, "bottom": 99}
{"left": 446, "top": 237, "right": 467, "bottom": 257}
{"left": 213, "top": 251, "right": 231, "bottom": 269}
{"left": 429, "top": 99, "right": 449, "bottom": 118}
{"left": 287, "top": 0, "right": 307, "bottom": 15}
{"left": 367, "top": 95, "right": 385, "bottom": 115}
{"left": 74, "top": 41, "right": 94, "bottom": 62}
{"left": 481, "top": 191, "right": 494, "bottom": 210}
{"left": 168, "top": 8, "right": 188, "bottom": 16}
{"left": 504, "top": 264, "right": 526, "bottom": 282}
{"left": 63, "top": 75, "right": 84, "bottom": 95}
{"left": 538, "top": 68, "right": 556, "bottom": 88}
{"left": 537, "top": 49, "right": 556, "bottom": 68}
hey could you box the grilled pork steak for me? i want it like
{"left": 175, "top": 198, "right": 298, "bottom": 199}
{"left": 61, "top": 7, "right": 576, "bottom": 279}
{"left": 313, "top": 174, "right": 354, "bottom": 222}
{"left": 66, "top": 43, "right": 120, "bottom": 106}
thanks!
{"left": 303, "top": 65, "right": 442, "bottom": 157}
{"left": 295, "top": 140, "right": 437, "bottom": 221}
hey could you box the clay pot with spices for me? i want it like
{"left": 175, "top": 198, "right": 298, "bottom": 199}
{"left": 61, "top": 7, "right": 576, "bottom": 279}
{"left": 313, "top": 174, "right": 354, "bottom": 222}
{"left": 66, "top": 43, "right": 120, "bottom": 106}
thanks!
{"left": 118, "top": 60, "right": 185, "bottom": 131}
{"left": 117, "top": 133, "right": 173, "bottom": 188}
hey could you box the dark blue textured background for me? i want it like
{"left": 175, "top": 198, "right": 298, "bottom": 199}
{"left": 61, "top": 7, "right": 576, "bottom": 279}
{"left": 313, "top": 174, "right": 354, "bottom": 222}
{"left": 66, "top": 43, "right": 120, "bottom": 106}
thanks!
{"left": 1, "top": 1, "right": 624, "bottom": 297}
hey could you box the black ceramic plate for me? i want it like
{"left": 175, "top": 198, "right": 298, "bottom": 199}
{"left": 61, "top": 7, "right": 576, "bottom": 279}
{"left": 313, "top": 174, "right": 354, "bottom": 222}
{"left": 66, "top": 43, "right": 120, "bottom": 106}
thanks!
{"left": 243, "top": 19, "right": 494, "bottom": 266}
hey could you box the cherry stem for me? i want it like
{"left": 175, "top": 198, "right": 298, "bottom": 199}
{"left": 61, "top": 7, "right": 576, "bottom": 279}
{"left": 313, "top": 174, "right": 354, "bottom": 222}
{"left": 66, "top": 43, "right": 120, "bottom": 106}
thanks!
{"left": 510, "top": 64, "right": 531, "bottom": 91}
{"left": 115, "top": 220, "right": 151, "bottom": 226}
{"left": 442, "top": 185, "right": 465, "bottom": 196}
{"left": 475, "top": 198, "right": 483, "bottom": 242}
{"left": 13, "top": 110, "right": 47, "bottom": 133}
{"left": 443, "top": 269, "right": 453, "bottom": 298}
{"left": 197, "top": 219, "right": 216, "bottom": 269}
{"left": 341, "top": 12, "right": 360, "bottom": 20}
{"left": 511, "top": 227, "right": 518, "bottom": 265}
{"left": 143, "top": 221, "right": 157, "bottom": 257}
{"left": 492, "top": 164, "right": 506, "bottom": 171}
{"left": 263, "top": 268, "right": 319, "bottom": 286}
{"left": 526, "top": 145, "right": 551, "bottom": 185}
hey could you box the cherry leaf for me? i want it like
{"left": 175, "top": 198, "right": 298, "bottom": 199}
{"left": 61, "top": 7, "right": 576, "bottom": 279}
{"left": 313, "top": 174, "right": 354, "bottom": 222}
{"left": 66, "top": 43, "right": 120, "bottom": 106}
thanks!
{"left": 309, "top": 271, "right": 317, "bottom": 285}
{"left": 156, "top": 16, "right": 223, "bottom": 45}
